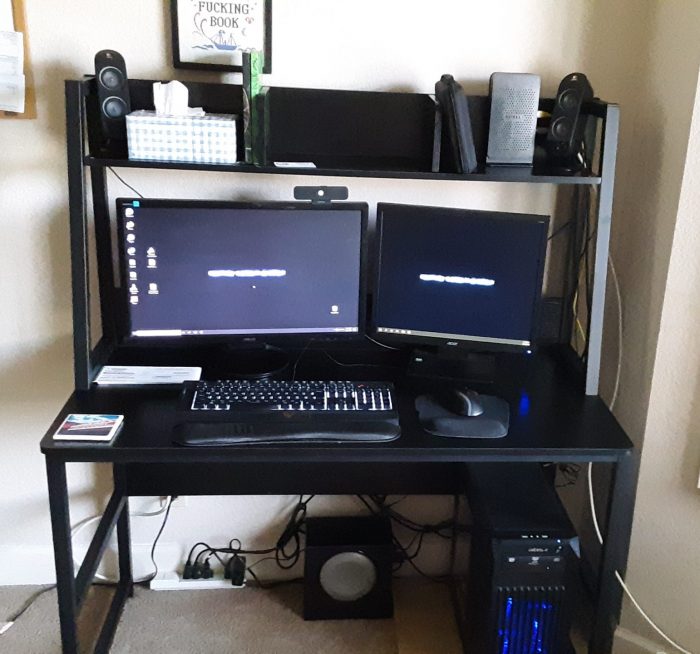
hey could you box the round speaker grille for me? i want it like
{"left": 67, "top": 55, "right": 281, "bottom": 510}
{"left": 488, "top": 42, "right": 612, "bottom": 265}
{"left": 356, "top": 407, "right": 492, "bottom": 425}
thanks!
{"left": 551, "top": 116, "right": 573, "bottom": 140}
{"left": 99, "top": 66, "right": 124, "bottom": 90}
{"left": 319, "top": 552, "right": 377, "bottom": 602}
{"left": 103, "top": 96, "right": 127, "bottom": 119}
{"left": 558, "top": 89, "right": 578, "bottom": 111}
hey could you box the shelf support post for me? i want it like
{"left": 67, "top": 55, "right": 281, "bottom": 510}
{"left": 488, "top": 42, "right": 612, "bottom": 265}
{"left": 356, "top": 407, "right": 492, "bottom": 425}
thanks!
{"left": 65, "top": 80, "right": 91, "bottom": 391}
{"left": 586, "top": 104, "right": 619, "bottom": 395}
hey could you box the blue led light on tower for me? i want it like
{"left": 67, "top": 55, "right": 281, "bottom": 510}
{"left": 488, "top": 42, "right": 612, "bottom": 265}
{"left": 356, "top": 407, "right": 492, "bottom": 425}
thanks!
{"left": 498, "top": 595, "right": 557, "bottom": 654}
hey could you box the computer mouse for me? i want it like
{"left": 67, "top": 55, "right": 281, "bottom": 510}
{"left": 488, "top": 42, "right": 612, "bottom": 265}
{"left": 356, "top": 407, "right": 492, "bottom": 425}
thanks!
{"left": 432, "top": 388, "right": 485, "bottom": 417}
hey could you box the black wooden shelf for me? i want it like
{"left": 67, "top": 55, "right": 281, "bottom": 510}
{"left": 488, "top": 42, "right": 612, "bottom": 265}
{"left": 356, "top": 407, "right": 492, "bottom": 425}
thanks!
{"left": 86, "top": 155, "right": 603, "bottom": 185}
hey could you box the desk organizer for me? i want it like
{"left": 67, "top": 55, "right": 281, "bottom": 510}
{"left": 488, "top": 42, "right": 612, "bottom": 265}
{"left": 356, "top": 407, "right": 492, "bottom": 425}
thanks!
{"left": 126, "top": 110, "right": 238, "bottom": 164}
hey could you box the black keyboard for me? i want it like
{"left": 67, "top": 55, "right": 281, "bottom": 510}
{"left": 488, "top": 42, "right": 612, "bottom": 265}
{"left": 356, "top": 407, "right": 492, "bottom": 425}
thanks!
{"left": 174, "top": 380, "right": 400, "bottom": 445}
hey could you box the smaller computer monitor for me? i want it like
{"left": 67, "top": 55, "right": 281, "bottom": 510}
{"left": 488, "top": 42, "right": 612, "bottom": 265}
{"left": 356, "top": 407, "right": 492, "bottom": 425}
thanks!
{"left": 371, "top": 203, "right": 549, "bottom": 351}
{"left": 116, "top": 199, "right": 368, "bottom": 343}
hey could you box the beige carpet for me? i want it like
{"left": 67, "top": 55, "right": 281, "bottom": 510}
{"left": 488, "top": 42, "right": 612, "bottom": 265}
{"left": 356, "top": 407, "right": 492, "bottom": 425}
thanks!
{"left": 0, "top": 579, "right": 463, "bottom": 654}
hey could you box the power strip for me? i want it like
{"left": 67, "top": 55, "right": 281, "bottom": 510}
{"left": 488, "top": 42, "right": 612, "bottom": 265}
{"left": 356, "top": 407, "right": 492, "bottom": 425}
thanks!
{"left": 149, "top": 571, "right": 245, "bottom": 591}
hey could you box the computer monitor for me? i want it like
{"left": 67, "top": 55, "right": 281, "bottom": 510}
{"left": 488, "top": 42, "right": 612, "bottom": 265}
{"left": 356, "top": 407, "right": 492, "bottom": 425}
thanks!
{"left": 371, "top": 203, "right": 549, "bottom": 352}
{"left": 116, "top": 199, "right": 368, "bottom": 343}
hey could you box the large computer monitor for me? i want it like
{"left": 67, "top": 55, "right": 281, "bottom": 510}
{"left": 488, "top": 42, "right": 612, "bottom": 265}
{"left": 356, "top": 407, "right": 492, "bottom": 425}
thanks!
{"left": 116, "top": 199, "right": 368, "bottom": 344}
{"left": 371, "top": 203, "right": 549, "bottom": 352}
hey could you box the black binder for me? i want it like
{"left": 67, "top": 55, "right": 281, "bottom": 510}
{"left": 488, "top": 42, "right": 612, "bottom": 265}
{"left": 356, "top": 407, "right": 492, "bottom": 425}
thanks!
{"left": 435, "top": 74, "right": 478, "bottom": 173}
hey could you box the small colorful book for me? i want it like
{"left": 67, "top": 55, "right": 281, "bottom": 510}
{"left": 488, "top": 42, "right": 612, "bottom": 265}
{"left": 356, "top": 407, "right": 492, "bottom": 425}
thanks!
{"left": 53, "top": 414, "right": 124, "bottom": 442}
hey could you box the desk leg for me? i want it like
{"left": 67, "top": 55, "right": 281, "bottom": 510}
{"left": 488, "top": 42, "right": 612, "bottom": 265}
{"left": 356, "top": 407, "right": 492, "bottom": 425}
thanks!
{"left": 113, "top": 466, "right": 133, "bottom": 596}
{"left": 46, "top": 459, "right": 79, "bottom": 654}
{"left": 589, "top": 451, "right": 639, "bottom": 654}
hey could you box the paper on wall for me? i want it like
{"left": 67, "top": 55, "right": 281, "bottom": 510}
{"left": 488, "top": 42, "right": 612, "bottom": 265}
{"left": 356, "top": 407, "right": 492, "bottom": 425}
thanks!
{"left": 0, "top": 30, "right": 23, "bottom": 75}
{"left": 0, "top": 30, "right": 24, "bottom": 112}
{"left": 0, "top": 0, "right": 13, "bottom": 32}
{"left": 0, "top": 72, "right": 24, "bottom": 112}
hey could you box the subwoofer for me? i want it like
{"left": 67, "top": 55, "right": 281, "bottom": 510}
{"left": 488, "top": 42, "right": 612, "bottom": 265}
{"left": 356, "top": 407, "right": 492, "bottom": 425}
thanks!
{"left": 94, "top": 49, "right": 131, "bottom": 143}
{"left": 546, "top": 72, "right": 593, "bottom": 167}
{"left": 303, "top": 516, "right": 394, "bottom": 620}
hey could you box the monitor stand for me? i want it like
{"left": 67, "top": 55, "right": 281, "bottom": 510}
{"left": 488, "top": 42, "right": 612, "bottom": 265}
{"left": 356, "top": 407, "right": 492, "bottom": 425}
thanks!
{"left": 214, "top": 344, "right": 291, "bottom": 379}
{"left": 406, "top": 348, "right": 496, "bottom": 384}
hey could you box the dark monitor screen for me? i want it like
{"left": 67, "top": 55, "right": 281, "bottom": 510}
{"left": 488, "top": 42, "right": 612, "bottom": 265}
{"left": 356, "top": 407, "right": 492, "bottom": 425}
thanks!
{"left": 116, "top": 199, "right": 367, "bottom": 341}
{"left": 372, "top": 203, "right": 548, "bottom": 351}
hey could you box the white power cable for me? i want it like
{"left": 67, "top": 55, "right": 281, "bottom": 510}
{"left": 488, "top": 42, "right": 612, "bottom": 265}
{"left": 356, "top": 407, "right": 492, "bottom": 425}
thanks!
{"left": 587, "top": 465, "right": 693, "bottom": 654}
{"left": 70, "top": 497, "right": 172, "bottom": 584}
{"left": 587, "top": 257, "right": 694, "bottom": 654}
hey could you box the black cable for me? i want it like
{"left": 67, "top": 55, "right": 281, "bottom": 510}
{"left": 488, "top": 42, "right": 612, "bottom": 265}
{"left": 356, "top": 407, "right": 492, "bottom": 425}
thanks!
{"left": 547, "top": 220, "right": 572, "bottom": 242}
{"left": 246, "top": 562, "right": 303, "bottom": 589}
{"left": 321, "top": 350, "right": 404, "bottom": 371}
{"left": 186, "top": 541, "right": 212, "bottom": 564}
{"left": 366, "top": 494, "right": 466, "bottom": 539}
{"left": 185, "top": 495, "right": 314, "bottom": 583}
{"left": 108, "top": 167, "right": 144, "bottom": 198}
{"left": 290, "top": 342, "right": 311, "bottom": 381}
{"left": 194, "top": 543, "right": 276, "bottom": 565}
{"left": 356, "top": 495, "right": 456, "bottom": 584}
{"left": 145, "top": 496, "right": 174, "bottom": 582}
{"left": 205, "top": 550, "right": 228, "bottom": 567}
{"left": 556, "top": 463, "right": 582, "bottom": 488}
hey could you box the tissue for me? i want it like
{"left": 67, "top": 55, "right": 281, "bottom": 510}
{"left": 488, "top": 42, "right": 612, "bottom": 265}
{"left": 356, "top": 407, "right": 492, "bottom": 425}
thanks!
{"left": 152, "top": 81, "right": 204, "bottom": 116}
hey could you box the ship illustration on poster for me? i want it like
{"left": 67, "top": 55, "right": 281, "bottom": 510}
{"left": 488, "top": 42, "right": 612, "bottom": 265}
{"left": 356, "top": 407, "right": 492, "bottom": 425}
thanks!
{"left": 189, "top": 0, "right": 262, "bottom": 52}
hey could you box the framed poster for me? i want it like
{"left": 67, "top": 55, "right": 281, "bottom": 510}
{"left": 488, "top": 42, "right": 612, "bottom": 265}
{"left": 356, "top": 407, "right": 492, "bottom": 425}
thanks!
{"left": 171, "top": 0, "right": 272, "bottom": 73}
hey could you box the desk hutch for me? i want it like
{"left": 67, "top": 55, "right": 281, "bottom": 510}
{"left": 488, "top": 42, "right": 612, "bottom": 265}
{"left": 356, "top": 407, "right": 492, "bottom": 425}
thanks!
{"left": 39, "top": 77, "right": 636, "bottom": 654}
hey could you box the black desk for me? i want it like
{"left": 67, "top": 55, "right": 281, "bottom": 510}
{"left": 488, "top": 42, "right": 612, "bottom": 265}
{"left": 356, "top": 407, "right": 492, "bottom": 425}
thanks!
{"left": 40, "top": 352, "right": 636, "bottom": 654}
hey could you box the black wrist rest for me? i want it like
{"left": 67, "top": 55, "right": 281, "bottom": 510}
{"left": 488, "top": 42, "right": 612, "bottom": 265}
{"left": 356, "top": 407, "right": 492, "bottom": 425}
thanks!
{"left": 173, "top": 419, "right": 401, "bottom": 446}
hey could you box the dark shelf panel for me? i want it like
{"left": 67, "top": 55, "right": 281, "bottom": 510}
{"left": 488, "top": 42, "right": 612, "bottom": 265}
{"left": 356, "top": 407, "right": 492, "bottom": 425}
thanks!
{"left": 85, "top": 156, "right": 603, "bottom": 185}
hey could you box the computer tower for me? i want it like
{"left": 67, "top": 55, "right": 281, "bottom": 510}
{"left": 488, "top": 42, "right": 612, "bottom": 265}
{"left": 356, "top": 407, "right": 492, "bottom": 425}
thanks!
{"left": 463, "top": 463, "right": 578, "bottom": 654}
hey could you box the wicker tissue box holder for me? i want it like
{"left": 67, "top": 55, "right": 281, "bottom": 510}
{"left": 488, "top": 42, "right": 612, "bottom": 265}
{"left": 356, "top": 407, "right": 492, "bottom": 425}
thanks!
{"left": 126, "top": 110, "right": 238, "bottom": 164}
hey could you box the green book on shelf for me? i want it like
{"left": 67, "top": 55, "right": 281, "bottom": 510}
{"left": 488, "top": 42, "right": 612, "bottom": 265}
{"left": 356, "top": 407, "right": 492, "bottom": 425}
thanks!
{"left": 242, "top": 49, "right": 265, "bottom": 165}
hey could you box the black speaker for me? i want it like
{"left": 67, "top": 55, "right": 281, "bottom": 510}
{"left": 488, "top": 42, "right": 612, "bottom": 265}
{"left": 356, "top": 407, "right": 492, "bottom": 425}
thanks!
{"left": 94, "top": 50, "right": 131, "bottom": 143}
{"left": 546, "top": 72, "right": 593, "bottom": 166}
{"left": 303, "top": 516, "right": 394, "bottom": 620}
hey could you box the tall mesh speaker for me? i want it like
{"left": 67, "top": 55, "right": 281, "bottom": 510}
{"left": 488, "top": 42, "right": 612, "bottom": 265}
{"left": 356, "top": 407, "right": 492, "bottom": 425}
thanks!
{"left": 487, "top": 73, "right": 541, "bottom": 166}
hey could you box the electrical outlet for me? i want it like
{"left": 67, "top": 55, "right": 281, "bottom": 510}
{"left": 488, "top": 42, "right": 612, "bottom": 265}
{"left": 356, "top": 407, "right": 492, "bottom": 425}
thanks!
{"left": 160, "top": 495, "right": 188, "bottom": 509}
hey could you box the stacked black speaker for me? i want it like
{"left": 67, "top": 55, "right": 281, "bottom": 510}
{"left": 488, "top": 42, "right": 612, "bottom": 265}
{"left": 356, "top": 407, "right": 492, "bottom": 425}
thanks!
{"left": 94, "top": 49, "right": 131, "bottom": 152}
{"left": 546, "top": 72, "right": 594, "bottom": 170}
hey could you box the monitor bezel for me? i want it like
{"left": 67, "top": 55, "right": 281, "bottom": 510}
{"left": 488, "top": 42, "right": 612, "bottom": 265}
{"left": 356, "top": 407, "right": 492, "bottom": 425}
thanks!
{"left": 370, "top": 202, "right": 549, "bottom": 353}
{"left": 115, "top": 198, "right": 370, "bottom": 347}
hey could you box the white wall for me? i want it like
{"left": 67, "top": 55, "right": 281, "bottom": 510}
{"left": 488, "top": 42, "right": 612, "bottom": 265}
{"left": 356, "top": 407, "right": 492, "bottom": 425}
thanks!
{"left": 1, "top": 2, "right": 699, "bottom": 649}
{"left": 617, "top": 67, "right": 700, "bottom": 652}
